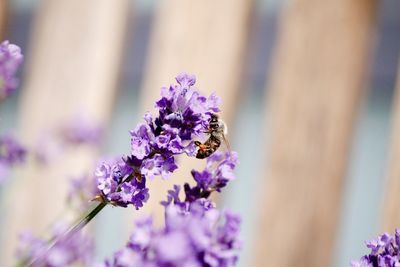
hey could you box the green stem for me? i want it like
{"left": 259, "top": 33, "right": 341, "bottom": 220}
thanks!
{"left": 24, "top": 202, "right": 107, "bottom": 267}
{"left": 67, "top": 202, "right": 107, "bottom": 235}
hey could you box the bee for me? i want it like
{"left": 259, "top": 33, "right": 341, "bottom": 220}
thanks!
{"left": 195, "top": 113, "right": 230, "bottom": 159}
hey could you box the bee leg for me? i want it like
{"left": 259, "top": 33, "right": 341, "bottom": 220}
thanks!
{"left": 194, "top": 141, "right": 202, "bottom": 146}
{"left": 196, "top": 153, "right": 206, "bottom": 159}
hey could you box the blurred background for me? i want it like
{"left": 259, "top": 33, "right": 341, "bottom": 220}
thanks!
{"left": 0, "top": 0, "right": 399, "bottom": 266}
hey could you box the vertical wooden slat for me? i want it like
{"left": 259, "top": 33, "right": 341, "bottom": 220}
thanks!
{"left": 381, "top": 63, "right": 400, "bottom": 231}
{"left": 136, "top": 0, "right": 252, "bottom": 224}
{"left": 2, "top": 0, "right": 128, "bottom": 265}
{"left": 0, "top": 0, "right": 7, "bottom": 40}
{"left": 253, "top": 1, "right": 377, "bottom": 266}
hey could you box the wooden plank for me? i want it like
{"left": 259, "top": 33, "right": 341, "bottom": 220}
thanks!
{"left": 135, "top": 0, "right": 252, "bottom": 225}
{"left": 0, "top": 0, "right": 7, "bottom": 40}
{"left": 253, "top": 1, "right": 377, "bottom": 266}
{"left": 381, "top": 63, "right": 400, "bottom": 231}
{"left": 1, "top": 0, "right": 128, "bottom": 265}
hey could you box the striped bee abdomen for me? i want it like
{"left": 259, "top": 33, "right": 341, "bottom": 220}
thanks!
{"left": 195, "top": 135, "right": 221, "bottom": 159}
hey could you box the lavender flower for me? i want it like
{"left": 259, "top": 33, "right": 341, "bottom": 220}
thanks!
{"left": 60, "top": 116, "right": 103, "bottom": 145}
{"left": 102, "top": 204, "right": 241, "bottom": 267}
{"left": 94, "top": 157, "right": 149, "bottom": 209}
{"left": 94, "top": 73, "right": 221, "bottom": 209}
{"left": 16, "top": 223, "right": 93, "bottom": 267}
{"left": 0, "top": 134, "right": 26, "bottom": 164}
{"left": 0, "top": 40, "right": 23, "bottom": 99}
{"left": 351, "top": 229, "right": 400, "bottom": 267}
{"left": 154, "top": 73, "right": 220, "bottom": 140}
{"left": 0, "top": 134, "right": 26, "bottom": 184}
{"left": 13, "top": 73, "right": 235, "bottom": 267}
{"left": 184, "top": 151, "right": 238, "bottom": 202}
{"left": 159, "top": 151, "right": 238, "bottom": 216}
{"left": 100, "top": 149, "right": 241, "bottom": 267}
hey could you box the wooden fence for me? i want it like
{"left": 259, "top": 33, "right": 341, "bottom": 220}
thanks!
{"left": 0, "top": 0, "right": 398, "bottom": 266}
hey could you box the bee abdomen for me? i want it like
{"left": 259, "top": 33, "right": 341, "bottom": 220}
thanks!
{"left": 196, "top": 147, "right": 216, "bottom": 159}
{"left": 195, "top": 135, "right": 221, "bottom": 159}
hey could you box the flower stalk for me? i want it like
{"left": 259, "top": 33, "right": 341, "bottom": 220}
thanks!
{"left": 15, "top": 73, "right": 242, "bottom": 267}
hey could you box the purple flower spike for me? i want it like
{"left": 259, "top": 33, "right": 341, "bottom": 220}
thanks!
{"left": 97, "top": 73, "right": 242, "bottom": 266}
{"left": 0, "top": 41, "right": 23, "bottom": 99}
{"left": 154, "top": 73, "right": 219, "bottom": 140}
{"left": 103, "top": 204, "right": 241, "bottom": 267}
{"left": 352, "top": 229, "right": 400, "bottom": 266}
{"left": 184, "top": 151, "right": 238, "bottom": 201}
{"left": 94, "top": 73, "right": 224, "bottom": 209}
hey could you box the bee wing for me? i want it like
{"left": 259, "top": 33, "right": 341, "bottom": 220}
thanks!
{"left": 222, "top": 133, "right": 231, "bottom": 152}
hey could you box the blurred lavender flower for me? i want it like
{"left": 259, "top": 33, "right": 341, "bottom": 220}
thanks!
{"left": 16, "top": 223, "right": 93, "bottom": 267}
{"left": 0, "top": 134, "right": 26, "bottom": 184}
{"left": 102, "top": 204, "right": 241, "bottom": 267}
{"left": 94, "top": 73, "right": 221, "bottom": 209}
{"left": 60, "top": 116, "right": 103, "bottom": 145}
{"left": 0, "top": 40, "right": 23, "bottom": 100}
{"left": 31, "top": 116, "right": 102, "bottom": 165}
{"left": 351, "top": 229, "right": 400, "bottom": 267}
{"left": 0, "top": 134, "right": 26, "bottom": 164}
{"left": 32, "top": 131, "right": 64, "bottom": 165}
